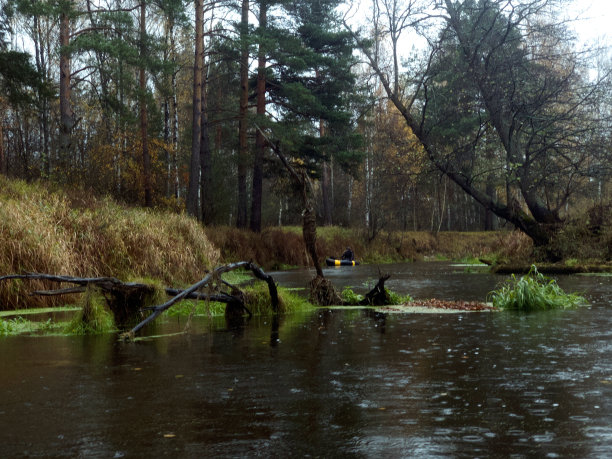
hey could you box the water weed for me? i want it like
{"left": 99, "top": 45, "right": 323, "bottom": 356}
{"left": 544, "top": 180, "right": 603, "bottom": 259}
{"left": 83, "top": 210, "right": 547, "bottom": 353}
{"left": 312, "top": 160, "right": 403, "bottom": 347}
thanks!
{"left": 489, "top": 265, "right": 587, "bottom": 311}
{"left": 0, "top": 316, "right": 66, "bottom": 336}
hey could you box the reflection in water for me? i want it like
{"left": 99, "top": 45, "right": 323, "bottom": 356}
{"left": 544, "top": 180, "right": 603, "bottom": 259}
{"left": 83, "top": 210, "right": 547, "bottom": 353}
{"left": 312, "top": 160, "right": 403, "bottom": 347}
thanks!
{"left": 0, "top": 263, "right": 611, "bottom": 457}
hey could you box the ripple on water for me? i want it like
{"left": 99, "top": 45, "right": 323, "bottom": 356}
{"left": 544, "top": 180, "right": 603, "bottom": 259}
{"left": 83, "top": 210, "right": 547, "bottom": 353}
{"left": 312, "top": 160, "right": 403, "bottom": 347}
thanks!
{"left": 531, "top": 432, "right": 555, "bottom": 443}
{"left": 527, "top": 408, "right": 551, "bottom": 417}
{"left": 584, "top": 425, "right": 612, "bottom": 440}
{"left": 569, "top": 415, "right": 591, "bottom": 423}
{"left": 461, "top": 435, "right": 485, "bottom": 443}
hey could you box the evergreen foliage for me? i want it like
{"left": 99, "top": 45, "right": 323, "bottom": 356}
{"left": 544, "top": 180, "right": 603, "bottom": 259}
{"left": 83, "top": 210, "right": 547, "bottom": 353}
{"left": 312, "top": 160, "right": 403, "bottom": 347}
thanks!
{"left": 265, "top": 0, "right": 365, "bottom": 177}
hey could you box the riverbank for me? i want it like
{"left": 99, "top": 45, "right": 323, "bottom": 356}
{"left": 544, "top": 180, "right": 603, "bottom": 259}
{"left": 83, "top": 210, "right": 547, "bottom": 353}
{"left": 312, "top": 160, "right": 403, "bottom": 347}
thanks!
{"left": 1, "top": 177, "right": 608, "bottom": 313}
{"left": 204, "top": 225, "right": 531, "bottom": 270}
{"left": 0, "top": 177, "right": 219, "bottom": 310}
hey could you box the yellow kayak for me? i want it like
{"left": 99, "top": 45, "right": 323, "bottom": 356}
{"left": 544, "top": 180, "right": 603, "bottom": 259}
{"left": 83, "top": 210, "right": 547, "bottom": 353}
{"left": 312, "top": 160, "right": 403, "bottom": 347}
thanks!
{"left": 325, "top": 257, "right": 359, "bottom": 267}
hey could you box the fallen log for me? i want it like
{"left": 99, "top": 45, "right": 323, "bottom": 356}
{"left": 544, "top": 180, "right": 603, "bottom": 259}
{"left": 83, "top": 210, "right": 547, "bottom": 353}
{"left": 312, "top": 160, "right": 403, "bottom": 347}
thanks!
{"left": 32, "top": 286, "right": 87, "bottom": 296}
{"left": 0, "top": 273, "right": 144, "bottom": 290}
{"left": 0, "top": 262, "right": 278, "bottom": 331}
{"left": 0, "top": 273, "right": 156, "bottom": 324}
{"left": 123, "top": 261, "right": 278, "bottom": 338}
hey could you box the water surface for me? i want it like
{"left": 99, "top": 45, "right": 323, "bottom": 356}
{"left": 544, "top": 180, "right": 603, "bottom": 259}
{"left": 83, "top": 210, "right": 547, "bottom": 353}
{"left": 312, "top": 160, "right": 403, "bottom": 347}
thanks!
{"left": 1, "top": 262, "right": 611, "bottom": 457}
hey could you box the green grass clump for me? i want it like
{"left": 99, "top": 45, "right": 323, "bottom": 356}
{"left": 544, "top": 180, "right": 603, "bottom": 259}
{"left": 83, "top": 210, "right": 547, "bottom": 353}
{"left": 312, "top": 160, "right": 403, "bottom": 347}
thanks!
{"left": 455, "top": 256, "right": 484, "bottom": 264}
{"left": 277, "top": 287, "right": 314, "bottom": 314}
{"left": 165, "top": 300, "right": 226, "bottom": 318}
{"left": 164, "top": 284, "right": 313, "bottom": 318}
{"left": 489, "top": 265, "right": 587, "bottom": 311}
{"left": 64, "top": 287, "right": 116, "bottom": 334}
{"left": 0, "top": 316, "right": 67, "bottom": 336}
{"left": 341, "top": 287, "right": 412, "bottom": 305}
{"left": 0, "top": 318, "right": 13, "bottom": 335}
{"left": 341, "top": 287, "right": 363, "bottom": 304}
{"left": 244, "top": 283, "right": 313, "bottom": 315}
{"left": 386, "top": 289, "right": 413, "bottom": 305}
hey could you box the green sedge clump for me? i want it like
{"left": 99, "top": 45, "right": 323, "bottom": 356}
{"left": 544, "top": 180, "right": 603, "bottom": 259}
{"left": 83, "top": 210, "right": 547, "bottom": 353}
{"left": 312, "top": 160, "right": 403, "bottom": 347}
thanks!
{"left": 341, "top": 287, "right": 363, "bottom": 304}
{"left": 165, "top": 300, "right": 226, "bottom": 318}
{"left": 386, "top": 289, "right": 413, "bottom": 305}
{"left": 64, "top": 287, "right": 116, "bottom": 334}
{"left": 0, "top": 318, "right": 13, "bottom": 335}
{"left": 164, "top": 285, "right": 313, "bottom": 318}
{"left": 244, "top": 284, "right": 312, "bottom": 315}
{"left": 342, "top": 287, "right": 412, "bottom": 305}
{"left": 489, "top": 265, "right": 587, "bottom": 311}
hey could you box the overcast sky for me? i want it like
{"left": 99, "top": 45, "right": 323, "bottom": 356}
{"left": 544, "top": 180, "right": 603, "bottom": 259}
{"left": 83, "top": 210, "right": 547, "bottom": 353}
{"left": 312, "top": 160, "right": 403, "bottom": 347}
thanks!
{"left": 568, "top": 0, "right": 612, "bottom": 46}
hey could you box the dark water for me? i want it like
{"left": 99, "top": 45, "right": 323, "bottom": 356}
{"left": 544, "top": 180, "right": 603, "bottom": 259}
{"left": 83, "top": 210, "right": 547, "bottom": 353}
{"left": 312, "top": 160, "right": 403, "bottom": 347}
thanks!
{"left": 2, "top": 262, "right": 612, "bottom": 458}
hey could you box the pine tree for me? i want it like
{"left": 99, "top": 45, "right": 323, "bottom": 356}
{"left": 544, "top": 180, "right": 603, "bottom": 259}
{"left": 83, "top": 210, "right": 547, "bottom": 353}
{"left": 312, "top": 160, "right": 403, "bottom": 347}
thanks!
{"left": 266, "top": 0, "right": 364, "bottom": 208}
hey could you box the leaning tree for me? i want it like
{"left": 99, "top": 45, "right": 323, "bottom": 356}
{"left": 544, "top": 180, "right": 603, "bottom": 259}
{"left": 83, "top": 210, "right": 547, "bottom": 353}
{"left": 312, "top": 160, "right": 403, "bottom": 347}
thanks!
{"left": 348, "top": 0, "right": 611, "bottom": 256}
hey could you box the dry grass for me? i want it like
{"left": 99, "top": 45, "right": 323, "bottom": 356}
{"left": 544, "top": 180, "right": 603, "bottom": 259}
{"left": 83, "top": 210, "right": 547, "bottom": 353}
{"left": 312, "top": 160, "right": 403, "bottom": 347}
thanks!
{"left": 0, "top": 177, "right": 219, "bottom": 310}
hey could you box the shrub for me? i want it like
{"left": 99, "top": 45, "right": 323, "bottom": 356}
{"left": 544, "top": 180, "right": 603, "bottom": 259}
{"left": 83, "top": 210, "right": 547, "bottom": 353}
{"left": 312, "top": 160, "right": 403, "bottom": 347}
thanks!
{"left": 489, "top": 265, "right": 587, "bottom": 311}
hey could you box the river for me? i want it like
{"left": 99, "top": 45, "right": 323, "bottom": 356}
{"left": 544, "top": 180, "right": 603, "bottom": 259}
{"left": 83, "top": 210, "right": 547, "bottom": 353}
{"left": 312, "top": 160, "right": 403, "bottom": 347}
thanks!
{"left": 1, "top": 262, "right": 611, "bottom": 457}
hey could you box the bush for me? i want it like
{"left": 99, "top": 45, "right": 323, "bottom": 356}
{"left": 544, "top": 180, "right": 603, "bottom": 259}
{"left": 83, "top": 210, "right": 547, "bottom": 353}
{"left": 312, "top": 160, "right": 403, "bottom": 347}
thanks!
{"left": 489, "top": 265, "right": 587, "bottom": 311}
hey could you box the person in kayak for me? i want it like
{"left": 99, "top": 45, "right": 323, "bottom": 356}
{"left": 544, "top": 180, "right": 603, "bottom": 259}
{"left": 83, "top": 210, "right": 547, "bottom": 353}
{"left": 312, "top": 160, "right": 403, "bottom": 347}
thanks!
{"left": 341, "top": 247, "right": 355, "bottom": 261}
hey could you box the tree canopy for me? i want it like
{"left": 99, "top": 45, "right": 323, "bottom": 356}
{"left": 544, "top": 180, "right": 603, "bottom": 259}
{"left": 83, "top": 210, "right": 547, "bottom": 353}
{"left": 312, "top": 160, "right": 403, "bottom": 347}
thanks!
{"left": 1, "top": 0, "right": 611, "bottom": 257}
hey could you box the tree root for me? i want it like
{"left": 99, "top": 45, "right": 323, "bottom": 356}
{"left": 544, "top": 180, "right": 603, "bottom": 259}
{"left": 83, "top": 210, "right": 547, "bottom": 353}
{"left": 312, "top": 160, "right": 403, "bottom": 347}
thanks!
{"left": 308, "top": 275, "right": 343, "bottom": 306}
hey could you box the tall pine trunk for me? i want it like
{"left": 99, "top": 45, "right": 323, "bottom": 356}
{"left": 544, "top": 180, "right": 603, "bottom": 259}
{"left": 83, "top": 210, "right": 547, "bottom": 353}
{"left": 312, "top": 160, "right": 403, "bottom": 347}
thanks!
{"left": 250, "top": 0, "right": 267, "bottom": 232}
{"left": 186, "top": 0, "right": 204, "bottom": 218}
{"left": 236, "top": 0, "right": 250, "bottom": 228}
{"left": 58, "top": 2, "right": 74, "bottom": 175}
{"left": 139, "top": 1, "right": 152, "bottom": 207}
{"left": 317, "top": 68, "right": 332, "bottom": 226}
{"left": 0, "top": 119, "right": 5, "bottom": 174}
{"left": 200, "top": 46, "right": 213, "bottom": 224}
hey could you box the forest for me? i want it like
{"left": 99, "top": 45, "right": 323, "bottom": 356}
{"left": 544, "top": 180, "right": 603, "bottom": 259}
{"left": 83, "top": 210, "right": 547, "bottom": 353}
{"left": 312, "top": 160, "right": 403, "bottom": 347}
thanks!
{"left": 1, "top": 0, "right": 611, "bottom": 259}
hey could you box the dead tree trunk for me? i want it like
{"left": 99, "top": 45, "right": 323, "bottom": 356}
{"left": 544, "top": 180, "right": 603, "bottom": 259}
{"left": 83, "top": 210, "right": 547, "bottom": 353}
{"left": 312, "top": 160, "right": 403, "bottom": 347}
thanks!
{"left": 253, "top": 126, "right": 345, "bottom": 305}
{"left": 359, "top": 274, "right": 391, "bottom": 306}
